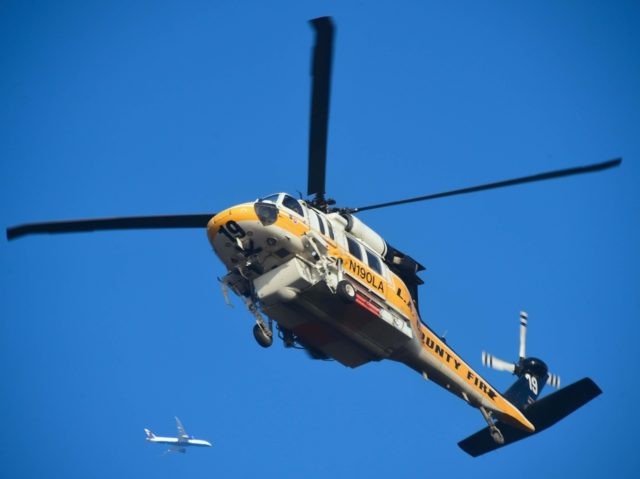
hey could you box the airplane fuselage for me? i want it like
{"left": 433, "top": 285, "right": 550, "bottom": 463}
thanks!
{"left": 144, "top": 421, "right": 211, "bottom": 452}
{"left": 146, "top": 436, "right": 212, "bottom": 448}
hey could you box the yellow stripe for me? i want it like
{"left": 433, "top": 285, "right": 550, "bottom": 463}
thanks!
{"left": 420, "top": 326, "right": 535, "bottom": 432}
{"left": 209, "top": 204, "right": 309, "bottom": 239}
{"left": 331, "top": 250, "right": 415, "bottom": 320}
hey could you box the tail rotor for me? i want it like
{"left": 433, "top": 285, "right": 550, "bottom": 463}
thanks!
{"left": 482, "top": 311, "right": 561, "bottom": 389}
{"left": 462, "top": 312, "right": 601, "bottom": 457}
{"left": 518, "top": 311, "right": 528, "bottom": 360}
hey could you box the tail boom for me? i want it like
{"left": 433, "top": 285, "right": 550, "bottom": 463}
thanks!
{"left": 411, "top": 324, "right": 536, "bottom": 432}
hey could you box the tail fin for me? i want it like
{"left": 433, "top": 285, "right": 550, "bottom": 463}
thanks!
{"left": 144, "top": 428, "right": 155, "bottom": 439}
{"left": 501, "top": 357, "right": 549, "bottom": 410}
{"left": 503, "top": 373, "right": 543, "bottom": 409}
{"left": 459, "top": 377, "right": 602, "bottom": 456}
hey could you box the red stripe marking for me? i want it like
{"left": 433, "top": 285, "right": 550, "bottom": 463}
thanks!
{"left": 355, "top": 293, "right": 380, "bottom": 316}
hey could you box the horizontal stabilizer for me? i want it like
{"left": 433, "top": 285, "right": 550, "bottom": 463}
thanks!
{"left": 458, "top": 378, "right": 602, "bottom": 457}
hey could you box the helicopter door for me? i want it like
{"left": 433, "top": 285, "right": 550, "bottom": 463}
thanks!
{"left": 314, "top": 211, "right": 335, "bottom": 240}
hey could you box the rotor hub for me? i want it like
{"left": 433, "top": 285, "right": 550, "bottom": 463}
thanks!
{"left": 516, "top": 357, "right": 548, "bottom": 378}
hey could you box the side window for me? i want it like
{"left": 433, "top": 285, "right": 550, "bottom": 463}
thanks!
{"left": 346, "top": 236, "right": 362, "bottom": 261}
{"left": 366, "top": 249, "right": 382, "bottom": 275}
{"left": 326, "top": 220, "right": 335, "bottom": 240}
{"left": 313, "top": 211, "right": 325, "bottom": 235}
{"left": 282, "top": 195, "right": 304, "bottom": 217}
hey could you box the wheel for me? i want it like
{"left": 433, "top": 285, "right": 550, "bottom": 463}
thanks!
{"left": 253, "top": 323, "right": 273, "bottom": 348}
{"left": 280, "top": 328, "right": 296, "bottom": 348}
{"left": 336, "top": 280, "right": 356, "bottom": 303}
{"left": 490, "top": 427, "right": 504, "bottom": 445}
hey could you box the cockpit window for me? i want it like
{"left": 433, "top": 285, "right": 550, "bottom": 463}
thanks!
{"left": 260, "top": 194, "right": 280, "bottom": 204}
{"left": 282, "top": 195, "right": 304, "bottom": 217}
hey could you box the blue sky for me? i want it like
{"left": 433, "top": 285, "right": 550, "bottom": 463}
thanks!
{"left": 1, "top": 1, "right": 638, "bottom": 477}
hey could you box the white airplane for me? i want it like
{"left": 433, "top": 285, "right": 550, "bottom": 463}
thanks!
{"left": 144, "top": 417, "right": 212, "bottom": 453}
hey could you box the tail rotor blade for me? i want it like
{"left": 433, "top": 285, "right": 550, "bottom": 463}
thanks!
{"left": 547, "top": 373, "right": 561, "bottom": 389}
{"left": 482, "top": 351, "right": 516, "bottom": 373}
{"left": 518, "top": 311, "right": 528, "bottom": 360}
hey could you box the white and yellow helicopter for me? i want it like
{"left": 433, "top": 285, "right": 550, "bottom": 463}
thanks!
{"left": 7, "top": 17, "right": 618, "bottom": 456}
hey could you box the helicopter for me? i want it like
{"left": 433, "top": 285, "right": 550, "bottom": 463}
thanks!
{"left": 7, "top": 17, "right": 617, "bottom": 455}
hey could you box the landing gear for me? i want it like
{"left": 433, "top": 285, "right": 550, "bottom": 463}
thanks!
{"left": 253, "top": 321, "right": 273, "bottom": 348}
{"left": 279, "top": 327, "right": 296, "bottom": 348}
{"left": 479, "top": 406, "right": 505, "bottom": 445}
{"left": 336, "top": 280, "right": 356, "bottom": 303}
{"left": 490, "top": 426, "right": 505, "bottom": 445}
{"left": 237, "top": 289, "right": 273, "bottom": 348}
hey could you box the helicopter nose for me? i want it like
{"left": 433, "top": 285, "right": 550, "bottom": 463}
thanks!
{"left": 206, "top": 203, "right": 260, "bottom": 247}
{"left": 206, "top": 215, "right": 218, "bottom": 243}
{"left": 207, "top": 210, "right": 233, "bottom": 245}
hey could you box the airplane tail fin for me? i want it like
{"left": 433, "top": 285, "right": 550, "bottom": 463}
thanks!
{"left": 144, "top": 428, "right": 155, "bottom": 439}
{"left": 458, "top": 377, "right": 601, "bottom": 456}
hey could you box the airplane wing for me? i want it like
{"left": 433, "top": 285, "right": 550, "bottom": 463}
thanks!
{"left": 175, "top": 417, "right": 188, "bottom": 439}
{"left": 165, "top": 446, "right": 186, "bottom": 454}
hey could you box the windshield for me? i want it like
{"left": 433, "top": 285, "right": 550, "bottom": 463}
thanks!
{"left": 282, "top": 195, "right": 304, "bottom": 217}
{"left": 259, "top": 193, "right": 280, "bottom": 204}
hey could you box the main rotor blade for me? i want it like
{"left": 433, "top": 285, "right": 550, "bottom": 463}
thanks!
{"left": 307, "top": 16, "right": 334, "bottom": 199}
{"left": 7, "top": 213, "right": 214, "bottom": 241}
{"left": 351, "top": 158, "right": 622, "bottom": 213}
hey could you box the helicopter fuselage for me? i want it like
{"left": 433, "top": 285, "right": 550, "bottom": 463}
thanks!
{"left": 207, "top": 193, "right": 533, "bottom": 432}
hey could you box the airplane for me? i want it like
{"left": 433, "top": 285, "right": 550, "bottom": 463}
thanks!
{"left": 7, "top": 17, "right": 616, "bottom": 455}
{"left": 144, "top": 417, "right": 212, "bottom": 453}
